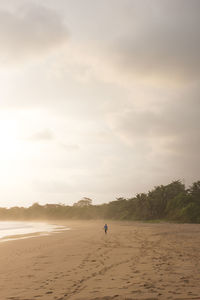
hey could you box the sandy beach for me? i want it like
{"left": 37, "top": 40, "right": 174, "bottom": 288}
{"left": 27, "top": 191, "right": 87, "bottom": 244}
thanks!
{"left": 0, "top": 221, "right": 200, "bottom": 300}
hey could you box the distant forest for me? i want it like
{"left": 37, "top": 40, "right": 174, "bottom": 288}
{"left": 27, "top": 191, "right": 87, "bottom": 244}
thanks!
{"left": 0, "top": 180, "right": 200, "bottom": 223}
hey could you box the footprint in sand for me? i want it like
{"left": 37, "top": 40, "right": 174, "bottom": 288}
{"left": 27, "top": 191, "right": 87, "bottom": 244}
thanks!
{"left": 46, "top": 291, "right": 53, "bottom": 294}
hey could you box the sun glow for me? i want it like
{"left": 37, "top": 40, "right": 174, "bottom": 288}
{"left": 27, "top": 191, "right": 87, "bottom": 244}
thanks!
{"left": 0, "top": 118, "right": 22, "bottom": 159}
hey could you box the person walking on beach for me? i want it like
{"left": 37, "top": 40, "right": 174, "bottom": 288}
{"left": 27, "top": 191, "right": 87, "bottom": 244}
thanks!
{"left": 104, "top": 223, "right": 108, "bottom": 234}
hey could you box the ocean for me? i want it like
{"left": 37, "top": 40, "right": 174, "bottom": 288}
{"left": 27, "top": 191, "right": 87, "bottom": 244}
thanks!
{"left": 0, "top": 221, "right": 70, "bottom": 242}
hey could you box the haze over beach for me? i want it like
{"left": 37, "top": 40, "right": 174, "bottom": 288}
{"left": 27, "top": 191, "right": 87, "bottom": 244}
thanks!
{"left": 0, "top": 0, "right": 200, "bottom": 208}
{"left": 0, "top": 1, "right": 200, "bottom": 300}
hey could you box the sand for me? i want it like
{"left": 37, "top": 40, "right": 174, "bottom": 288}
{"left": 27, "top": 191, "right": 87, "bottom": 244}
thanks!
{"left": 0, "top": 220, "right": 200, "bottom": 300}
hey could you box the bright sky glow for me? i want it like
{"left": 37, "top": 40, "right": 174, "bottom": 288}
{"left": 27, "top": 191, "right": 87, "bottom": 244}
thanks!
{"left": 0, "top": 0, "right": 199, "bottom": 207}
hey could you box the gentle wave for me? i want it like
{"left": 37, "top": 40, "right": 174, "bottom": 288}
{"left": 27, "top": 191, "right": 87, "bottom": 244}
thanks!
{"left": 0, "top": 221, "right": 70, "bottom": 242}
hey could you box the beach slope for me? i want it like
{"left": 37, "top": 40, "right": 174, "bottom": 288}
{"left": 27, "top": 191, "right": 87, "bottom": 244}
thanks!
{"left": 0, "top": 221, "right": 199, "bottom": 300}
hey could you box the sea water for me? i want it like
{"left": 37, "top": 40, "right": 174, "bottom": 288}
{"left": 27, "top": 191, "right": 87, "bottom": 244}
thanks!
{"left": 0, "top": 221, "right": 70, "bottom": 242}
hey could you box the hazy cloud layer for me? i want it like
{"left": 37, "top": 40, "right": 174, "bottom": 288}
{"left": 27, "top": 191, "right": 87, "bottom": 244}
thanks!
{"left": 26, "top": 129, "right": 54, "bottom": 141}
{"left": 0, "top": 3, "right": 68, "bottom": 63}
{"left": 34, "top": 179, "right": 74, "bottom": 194}
{"left": 107, "top": 88, "right": 200, "bottom": 180}
{"left": 0, "top": 0, "right": 199, "bottom": 207}
{"left": 44, "top": 0, "right": 200, "bottom": 84}
{"left": 106, "top": 0, "right": 200, "bottom": 82}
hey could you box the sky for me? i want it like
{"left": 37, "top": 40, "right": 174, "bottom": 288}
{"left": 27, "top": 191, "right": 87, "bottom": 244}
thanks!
{"left": 0, "top": 0, "right": 200, "bottom": 207}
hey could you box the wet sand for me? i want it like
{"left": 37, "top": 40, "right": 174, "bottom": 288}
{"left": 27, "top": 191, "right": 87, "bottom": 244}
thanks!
{"left": 0, "top": 220, "right": 200, "bottom": 300}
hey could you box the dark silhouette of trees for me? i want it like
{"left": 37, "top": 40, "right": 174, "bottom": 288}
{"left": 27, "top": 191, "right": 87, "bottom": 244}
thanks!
{"left": 0, "top": 180, "right": 199, "bottom": 223}
{"left": 73, "top": 197, "right": 93, "bottom": 207}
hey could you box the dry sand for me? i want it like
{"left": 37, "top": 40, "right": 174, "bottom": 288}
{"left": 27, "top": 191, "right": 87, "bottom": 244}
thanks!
{"left": 0, "top": 220, "right": 200, "bottom": 300}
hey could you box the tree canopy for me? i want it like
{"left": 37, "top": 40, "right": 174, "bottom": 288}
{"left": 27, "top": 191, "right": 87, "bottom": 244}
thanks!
{"left": 0, "top": 180, "right": 200, "bottom": 223}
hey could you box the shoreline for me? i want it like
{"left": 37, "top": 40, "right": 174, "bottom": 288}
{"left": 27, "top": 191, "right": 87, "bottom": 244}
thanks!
{"left": 0, "top": 220, "right": 70, "bottom": 242}
{"left": 0, "top": 220, "right": 200, "bottom": 299}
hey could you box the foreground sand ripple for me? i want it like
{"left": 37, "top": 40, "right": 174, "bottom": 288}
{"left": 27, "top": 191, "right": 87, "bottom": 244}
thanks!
{"left": 0, "top": 221, "right": 200, "bottom": 300}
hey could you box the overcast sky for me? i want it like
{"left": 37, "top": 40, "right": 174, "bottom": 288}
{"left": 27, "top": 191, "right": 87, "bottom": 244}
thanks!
{"left": 0, "top": 0, "right": 199, "bottom": 207}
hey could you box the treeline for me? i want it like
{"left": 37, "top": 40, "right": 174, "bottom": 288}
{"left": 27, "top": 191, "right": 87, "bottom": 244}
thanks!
{"left": 0, "top": 180, "right": 200, "bottom": 223}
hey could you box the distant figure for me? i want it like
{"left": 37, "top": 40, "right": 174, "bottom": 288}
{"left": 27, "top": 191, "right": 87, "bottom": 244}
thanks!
{"left": 104, "top": 223, "right": 108, "bottom": 234}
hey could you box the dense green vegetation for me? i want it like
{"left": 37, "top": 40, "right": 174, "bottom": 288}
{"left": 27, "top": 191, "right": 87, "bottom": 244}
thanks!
{"left": 0, "top": 181, "right": 200, "bottom": 223}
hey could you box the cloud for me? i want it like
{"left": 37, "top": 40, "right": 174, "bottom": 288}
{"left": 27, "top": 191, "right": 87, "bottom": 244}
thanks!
{"left": 0, "top": 3, "right": 68, "bottom": 64}
{"left": 106, "top": 0, "right": 200, "bottom": 83}
{"left": 107, "top": 86, "right": 200, "bottom": 181}
{"left": 34, "top": 179, "right": 73, "bottom": 194}
{"left": 108, "top": 94, "right": 200, "bottom": 145}
{"left": 26, "top": 129, "right": 54, "bottom": 141}
{"left": 0, "top": 0, "right": 199, "bottom": 206}
{"left": 59, "top": 143, "right": 80, "bottom": 152}
{"left": 48, "top": 0, "right": 200, "bottom": 86}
